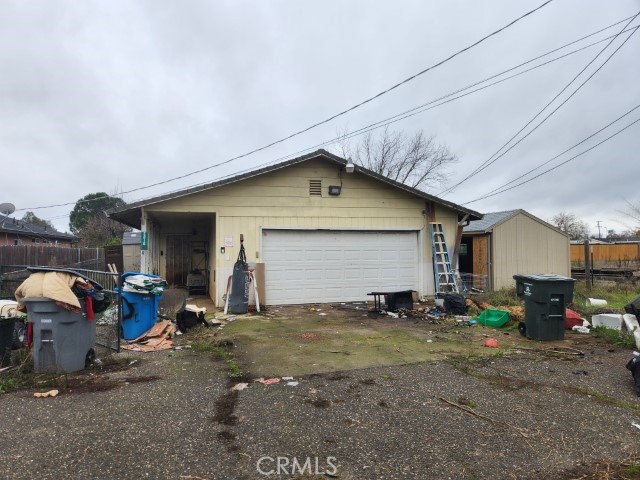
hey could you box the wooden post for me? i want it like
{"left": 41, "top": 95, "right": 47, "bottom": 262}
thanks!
{"left": 584, "top": 239, "right": 591, "bottom": 291}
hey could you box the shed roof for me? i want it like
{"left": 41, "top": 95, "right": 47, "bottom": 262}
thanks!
{"left": 122, "top": 231, "right": 141, "bottom": 245}
{"left": 0, "top": 217, "right": 76, "bottom": 241}
{"left": 463, "top": 210, "right": 520, "bottom": 233}
{"left": 464, "top": 209, "right": 568, "bottom": 237}
{"left": 108, "top": 149, "right": 483, "bottom": 228}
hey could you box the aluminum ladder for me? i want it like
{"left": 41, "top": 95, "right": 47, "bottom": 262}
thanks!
{"left": 429, "top": 222, "right": 459, "bottom": 293}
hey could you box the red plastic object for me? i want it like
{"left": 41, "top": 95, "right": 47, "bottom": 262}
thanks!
{"left": 484, "top": 338, "right": 499, "bottom": 348}
{"left": 565, "top": 308, "right": 584, "bottom": 329}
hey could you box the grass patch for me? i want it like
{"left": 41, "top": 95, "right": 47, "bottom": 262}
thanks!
{"left": 474, "top": 288, "right": 521, "bottom": 307}
{"left": 192, "top": 340, "right": 246, "bottom": 380}
{"left": 571, "top": 280, "right": 634, "bottom": 315}
{"left": 591, "top": 326, "right": 636, "bottom": 349}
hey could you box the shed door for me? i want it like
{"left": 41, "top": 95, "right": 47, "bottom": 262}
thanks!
{"left": 472, "top": 235, "right": 490, "bottom": 288}
{"left": 262, "top": 230, "right": 419, "bottom": 305}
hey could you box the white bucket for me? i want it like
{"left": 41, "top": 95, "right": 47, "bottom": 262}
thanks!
{"left": 435, "top": 299, "right": 445, "bottom": 307}
{"left": 586, "top": 298, "right": 607, "bottom": 307}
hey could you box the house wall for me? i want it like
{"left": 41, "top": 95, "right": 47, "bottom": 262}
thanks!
{"left": 0, "top": 232, "right": 73, "bottom": 246}
{"left": 142, "top": 158, "right": 461, "bottom": 304}
{"left": 491, "top": 212, "right": 570, "bottom": 289}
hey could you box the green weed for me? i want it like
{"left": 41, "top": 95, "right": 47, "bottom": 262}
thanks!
{"left": 0, "top": 377, "right": 17, "bottom": 394}
{"left": 591, "top": 326, "right": 636, "bottom": 349}
{"left": 191, "top": 341, "right": 246, "bottom": 380}
{"left": 474, "top": 288, "right": 521, "bottom": 307}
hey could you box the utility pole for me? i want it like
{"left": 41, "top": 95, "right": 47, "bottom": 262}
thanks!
{"left": 584, "top": 239, "right": 592, "bottom": 291}
{"left": 596, "top": 221, "right": 603, "bottom": 239}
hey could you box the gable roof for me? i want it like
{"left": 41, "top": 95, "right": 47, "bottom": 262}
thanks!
{"left": 464, "top": 209, "right": 568, "bottom": 237}
{"left": 108, "top": 149, "right": 482, "bottom": 228}
{"left": 463, "top": 210, "right": 520, "bottom": 233}
{"left": 0, "top": 217, "right": 76, "bottom": 241}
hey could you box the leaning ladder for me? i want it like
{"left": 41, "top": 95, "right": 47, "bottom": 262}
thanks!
{"left": 429, "top": 222, "right": 459, "bottom": 293}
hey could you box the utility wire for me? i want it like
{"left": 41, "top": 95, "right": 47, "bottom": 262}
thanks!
{"left": 36, "top": 22, "right": 634, "bottom": 219}
{"left": 17, "top": 1, "right": 555, "bottom": 214}
{"left": 438, "top": 11, "right": 640, "bottom": 196}
{"left": 463, "top": 117, "right": 640, "bottom": 204}
{"left": 471, "top": 103, "right": 640, "bottom": 200}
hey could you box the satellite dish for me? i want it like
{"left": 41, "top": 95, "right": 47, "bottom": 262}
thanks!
{"left": 0, "top": 203, "right": 15, "bottom": 215}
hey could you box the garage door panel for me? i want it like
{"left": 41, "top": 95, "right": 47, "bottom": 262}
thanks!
{"left": 263, "top": 230, "right": 419, "bottom": 304}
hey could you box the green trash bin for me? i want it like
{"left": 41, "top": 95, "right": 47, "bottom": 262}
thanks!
{"left": 513, "top": 274, "right": 575, "bottom": 341}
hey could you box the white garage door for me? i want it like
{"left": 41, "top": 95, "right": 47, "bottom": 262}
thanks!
{"left": 262, "top": 229, "right": 419, "bottom": 305}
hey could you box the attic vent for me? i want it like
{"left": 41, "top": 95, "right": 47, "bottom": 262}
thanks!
{"left": 309, "top": 180, "right": 322, "bottom": 196}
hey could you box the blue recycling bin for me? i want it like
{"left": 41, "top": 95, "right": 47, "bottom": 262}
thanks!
{"left": 118, "top": 273, "right": 163, "bottom": 340}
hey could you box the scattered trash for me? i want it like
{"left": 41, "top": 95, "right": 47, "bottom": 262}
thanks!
{"left": 571, "top": 325, "right": 590, "bottom": 334}
{"left": 286, "top": 382, "right": 299, "bottom": 387}
{"left": 319, "top": 313, "right": 327, "bottom": 316}
{"left": 121, "top": 320, "right": 176, "bottom": 352}
{"left": 226, "top": 316, "right": 236, "bottom": 322}
{"left": 626, "top": 352, "right": 640, "bottom": 396}
{"left": 632, "top": 422, "right": 640, "bottom": 430}
{"left": 33, "top": 389, "right": 59, "bottom": 398}
{"left": 282, "top": 376, "right": 294, "bottom": 381}
{"left": 484, "top": 338, "right": 499, "bottom": 348}
{"left": 309, "top": 307, "right": 316, "bottom": 311}
{"left": 586, "top": 298, "right": 607, "bottom": 307}
{"left": 592, "top": 314, "right": 623, "bottom": 331}
{"left": 387, "top": 312, "right": 399, "bottom": 319}
{"left": 128, "top": 360, "right": 138, "bottom": 366}
{"left": 231, "top": 383, "right": 249, "bottom": 391}
{"left": 175, "top": 331, "right": 183, "bottom": 336}
{"left": 572, "top": 370, "right": 588, "bottom": 375}
{"left": 259, "top": 378, "right": 281, "bottom": 385}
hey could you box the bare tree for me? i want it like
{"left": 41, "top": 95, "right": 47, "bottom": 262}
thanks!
{"left": 335, "top": 127, "right": 458, "bottom": 190}
{"left": 76, "top": 213, "right": 130, "bottom": 247}
{"left": 550, "top": 212, "right": 590, "bottom": 240}
{"left": 620, "top": 200, "right": 640, "bottom": 234}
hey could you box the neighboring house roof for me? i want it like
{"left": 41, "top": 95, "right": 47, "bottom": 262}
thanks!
{"left": 0, "top": 217, "right": 76, "bottom": 241}
{"left": 122, "top": 231, "right": 141, "bottom": 245}
{"left": 464, "top": 209, "right": 568, "bottom": 237}
{"left": 108, "top": 149, "right": 483, "bottom": 228}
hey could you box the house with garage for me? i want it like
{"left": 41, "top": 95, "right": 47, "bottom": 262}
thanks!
{"left": 459, "top": 209, "right": 570, "bottom": 291}
{"left": 107, "top": 149, "right": 481, "bottom": 306}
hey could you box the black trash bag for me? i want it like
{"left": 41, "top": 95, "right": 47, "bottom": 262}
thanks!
{"left": 625, "top": 294, "right": 640, "bottom": 319}
{"left": 176, "top": 309, "right": 208, "bottom": 333}
{"left": 229, "top": 243, "right": 249, "bottom": 314}
{"left": 443, "top": 293, "right": 467, "bottom": 315}
{"left": 626, "top": 354, "right": 640, "bottom": 396}
{"left": 90, "top": 290, "right": 111, "bottom": 314}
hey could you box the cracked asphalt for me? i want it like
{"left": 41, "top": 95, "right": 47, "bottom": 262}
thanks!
{"left": 1, "top": 338, "right": 640, "bottom": 479}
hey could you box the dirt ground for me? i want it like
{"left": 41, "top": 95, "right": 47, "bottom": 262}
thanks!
{"left": 2, "top": 302, "right": 640, "bottom": 479}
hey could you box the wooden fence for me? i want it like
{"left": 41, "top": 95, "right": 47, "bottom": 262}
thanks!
{"left": 0, "top": 245, "right": 105, "bottom": 270}
{"left": 571, "top": 243, "right": 640, "bottom": 267}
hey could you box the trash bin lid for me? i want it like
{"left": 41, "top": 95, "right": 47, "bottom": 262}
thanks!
{"left": 513, "top": 273, "right": 575, "bottom": 282}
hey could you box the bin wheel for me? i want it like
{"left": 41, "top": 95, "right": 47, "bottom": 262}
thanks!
{"left": 12, "top": 322, "right": 26, "bottom": 349}
{"left": 85, "top": 348, "right": 96, "bottom": 367}
{"left": 518, "top": 322, "right": 527, "bottom": 337}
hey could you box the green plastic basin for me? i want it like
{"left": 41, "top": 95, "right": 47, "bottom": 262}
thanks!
{"left": 477, "top": 309, "right": 510, "bottom": 328}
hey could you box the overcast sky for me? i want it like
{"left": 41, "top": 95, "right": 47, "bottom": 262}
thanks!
{"left": 2, "top": 0, "right": 639, "bottom": 237}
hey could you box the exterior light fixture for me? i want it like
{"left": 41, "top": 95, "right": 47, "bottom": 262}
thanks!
{"left": 328, "top": 185, "right": 342, "bottom": 196}
{"left": 345, "top": 162, "right": 355, "bottom": 173}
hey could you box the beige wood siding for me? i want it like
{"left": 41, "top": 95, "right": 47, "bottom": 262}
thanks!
{"left": 492, "top": 212, "right": 570, "bottom": 289}
{"left": 142, "top": 158, "right": 461, "bottom": 303}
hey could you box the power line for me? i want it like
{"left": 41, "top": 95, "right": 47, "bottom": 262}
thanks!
{"left": 40, "top": 21, "right": 637, "bottom": 220}
{"left": 462, "top": 117, "right": 640, "bottom": 204}
{"left": 469, "top": 103, "right": 640, "bottom": 200}
{"left": 17, "top": 1, "right": 555, "bottom": 214}
{"left": 438, "top": 11, "right": 640, "bottom": 196}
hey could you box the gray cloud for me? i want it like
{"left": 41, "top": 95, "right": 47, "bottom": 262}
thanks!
{"left": 1, "top": 0, "right": 639, "bottom": 235}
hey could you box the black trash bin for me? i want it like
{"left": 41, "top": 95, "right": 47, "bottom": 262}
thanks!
{"left": 0, "top": 317, "right": 16, "bottom": 367}
{"left": 513, "top": 274, "right": 575, "bottom": 341}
